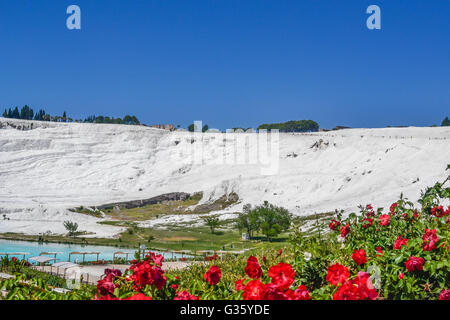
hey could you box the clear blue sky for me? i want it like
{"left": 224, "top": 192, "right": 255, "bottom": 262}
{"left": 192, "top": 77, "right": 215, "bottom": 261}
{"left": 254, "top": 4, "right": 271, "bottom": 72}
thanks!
{"left": 0, "top": 0, "right": 449, "bottom": 130}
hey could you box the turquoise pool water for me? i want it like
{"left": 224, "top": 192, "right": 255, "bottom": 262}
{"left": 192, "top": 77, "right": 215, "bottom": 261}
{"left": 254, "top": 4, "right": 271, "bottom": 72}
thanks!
{"left": 0, "top": 239, "right": 186, "bottom": 263}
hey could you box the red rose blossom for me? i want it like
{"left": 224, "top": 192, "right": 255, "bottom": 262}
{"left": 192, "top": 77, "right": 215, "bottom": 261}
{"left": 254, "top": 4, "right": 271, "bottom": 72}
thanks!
{"left": 104, "top": 268, "right": 122, "bottom": 277}
{"left": 267, "top": 262, "right": 295, "bottom": 290}
{"left": 405, "top": 256, "right": 424, "bottom": 272}
{"left": 390, "top": 202, "right": 398, "bottom": 214}
{"left": 340, "top": 224, "right": 350, "bottom": 237}
{"left": 393, "top": 235, "right": 408, "bottom": 250}
{"left": 422, "top": 229, "right": 439, "bottom": 251}
{"left": 376, "top": 247, "right": 383, "bottom": 257}
{"left": 353, "top": 272, "right": 378, "bottom": 300}
{"left": 235, "top": 279, "right": 245, "bottom": 291}
{"left": 130, "top": 260, "right": 167, "bottom": 290}
{"left": 326, "top": 263, "right": 350, "bottom": 286}
{"left": 174, "top": 290, "right": 199, "bottom": 300}
{"left": 352, "top": 249, "right": 367, "bottom": 266}
{"left": 445, "top": 206, "right": 450, "bottom": 216}
{"left": 333, "top": 273, "right": 378, "bottom": 300}
{"left": 431, "top": 206, "right": 445, "bottom": 217}
{"left": 288, "top": 285, "right": 311, "bottom": 300}
{"left": 125, "top": 293, "right": 152, "bottom": 300}
{"left": 243, "top": 279, "right": 264, "bottom": 300}
{"left": 97, "top": 273, "right": 119, "bottom": 296}
{"left": 379, "top": 214, "right": 390, "bottom": 226}
{"left": 332, "top": 281, "right": 360, "bottom": 300}
{"left": 399, "top": 273, "right": 404, "bottom": 279}
{"left": 204, "top": 265, "right": 221, "bottom": 286}
{"left": 245, "top": 256, "right": 263, "bottom": 279}
{"left": 261, "top": 284, "right": 290, "bottom": 300}
{"left": 439, "top": 289, "right": 450, "bottom": 300}
{"left": 329, "top": 219, "right": 341, "bottom": 231}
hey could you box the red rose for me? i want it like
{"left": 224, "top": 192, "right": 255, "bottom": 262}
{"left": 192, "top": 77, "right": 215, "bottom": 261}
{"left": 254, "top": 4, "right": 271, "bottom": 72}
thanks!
{"left": 204, "top": 265, "right": 221, "bottom": 286}
{"left": 379, "top": 214, "right": 390, "bottom": 226}
{"left": 97, "top": 274, "right": 117, "bottom": 296}
{"left": 376, "top": 247, "right": 383, "bottom": 257}
{"left": 333, "top": 273, "right": 378, "bottom": 300}
{"left": 405, "top": 256, "right": 424, "bottom": 272}
{"left": 245, "top": 256, "right": 263, "bottom": 279}
{"left": 332, "top": 281, "right": 360, "bottom": 300}
{"left": 11, "top": 257, "right": 18, "bottom": 263}
{"left": 267, "top": 262, "right": 295, "bottom": 290}
{"left": 390, "top": 202, "right": 398, "bottom": 214}
{"left": 340, "top": 224, "right": 350, "bottom": 237}
{"left": 144, "top": 252, "right": 164, "bottom": 266}
{"left": 393, "top": 235, "right": 408, "bottom": 250}
{"left": 153, "top": 254, "right": 164, "bottom": 266}
{"left": 326, "top": 263, "right": 350, "bottom": 286}
{"left": 104, "top": 268, "right": 122, "bottom": 277}
{"left": 125, "top": 293, "right": 152, "bottom": 300}
{"left": 329, "top": 219, "right": 341, "bottom": 231}
{"left": 130, "top": 260, "right": 167, "bottom": 290}
{"left": 399, "top": 273, "right": 404, "bottom": 279}
{"left": 422, "top": 229, "right": 439, "bottom": 251}
{"left": 353, "top": 272, "right": 378, "bottom": 300}
{"left": 439, "top": 289, "right": 450, "bottom": 300}
{"left": 352, "top": 249, "right": 367, "bottom": 266}
{"left": 431, "top": 206, "right": 445, "bottom": 217}
{"left": 174, "top": 291, "right": 199, "bottom": 300}
{"left": 288, "top": 285, "right": 311, "bottom": 300}
{"left": 243, "top": 279, "right": 264, "bottom": 300}
{"left": 174, "top": 290, "right": 199, "bottom": 300}
{"left": 261, "top": 284, "right": 290, "bottom": 300}
{"left": 171, "top": 284, "right": 179, "bottom": 290}
{"left": 235, "top": 279, "right": 245, "bottom": 291}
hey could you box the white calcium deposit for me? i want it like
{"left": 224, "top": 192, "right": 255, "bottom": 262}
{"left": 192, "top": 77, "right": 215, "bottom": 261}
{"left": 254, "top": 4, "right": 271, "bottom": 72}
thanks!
{"left": 0, "top": 117, "right": 449, "bottom": 238}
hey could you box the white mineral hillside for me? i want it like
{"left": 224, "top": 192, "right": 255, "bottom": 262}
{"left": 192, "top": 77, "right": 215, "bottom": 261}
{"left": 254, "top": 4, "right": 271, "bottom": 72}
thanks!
{"left": 0, "top": 117, "right": 449, "bottom": 238}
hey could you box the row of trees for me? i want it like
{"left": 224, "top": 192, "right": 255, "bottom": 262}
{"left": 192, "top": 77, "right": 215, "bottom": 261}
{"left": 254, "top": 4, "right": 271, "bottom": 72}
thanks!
{"left": 2, "top": 105, "right": 140, "bottom": 125}
{"left": 2, "top": 106, "right": 50, "bottom": 121}
{"left": 236, "top": 201, "right": 292, "bottom": 241}
{"left": 257, "top": 120, "right": 319, "bottom": 132}
{"left": 83, "top": 115, "right": 140, "bottom": 125}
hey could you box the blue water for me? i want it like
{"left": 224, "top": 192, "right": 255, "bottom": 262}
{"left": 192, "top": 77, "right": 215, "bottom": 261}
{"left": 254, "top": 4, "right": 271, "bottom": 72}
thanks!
{"left": 0, "top": 239, "right": 186, "bottom": 263}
